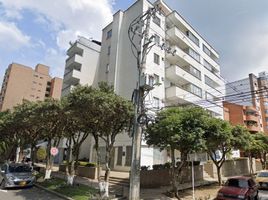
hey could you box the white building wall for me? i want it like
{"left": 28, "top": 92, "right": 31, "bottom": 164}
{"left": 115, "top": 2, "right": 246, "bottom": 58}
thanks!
{"left": 95, "top": 0, "right": 225, "bottom": 170}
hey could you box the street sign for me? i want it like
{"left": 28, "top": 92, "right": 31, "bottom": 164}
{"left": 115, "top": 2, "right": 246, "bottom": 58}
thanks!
{"left": 50, "top": 147, "right": 59, "bottom": 156}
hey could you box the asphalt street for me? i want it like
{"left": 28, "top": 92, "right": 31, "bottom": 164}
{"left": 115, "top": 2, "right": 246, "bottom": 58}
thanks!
{"left": 0, "top": 186, "right": 62, "bottom": 200}
{"left": 258, "top": 190, "right": 268, "bottom": 200}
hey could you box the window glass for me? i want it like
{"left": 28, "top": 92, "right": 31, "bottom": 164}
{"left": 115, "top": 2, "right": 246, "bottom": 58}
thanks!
{"left": 153, "top": 74, "right": 159, "bottom": 84}
{"left": 154, "top": 34, "right": 160, "bottom": 45}
{"left": 106, "top": 29, "right": 112, "bottom": 39}
{"left": 153, "top": 97, "right": 160, "bottom": 109}
{"left": 186, "top": 31, "right": 199, "bottom": 46}
{"left": 203, "top": 44, "right": 211, "bottom": 56}
{"left": 125, "top": 146, "right": 132, "bottom": 166}
{"left": 108, "top": 46, "right": 111, "bottom": 55}
{"left": 117, "top": 147, "right": 123, "bottom": 166}
{"left": 153, "top": 16, "right": 161, "bottom": 27}
{"left": 188, "top": 48, "right": 200, "bottom": 62}
{"left": 154, "top": 53, "right": 160, "bottom": 65}
{"left": 225, "top": 179, "right": 248, "bottom": 188}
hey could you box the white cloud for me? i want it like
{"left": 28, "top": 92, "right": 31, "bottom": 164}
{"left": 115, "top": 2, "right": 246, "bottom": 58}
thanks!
{"left": 0, "top": 20, "right": 30, "bottom": 51}
{"left": 0, "top": 0, "right": 113, "bottom": 50}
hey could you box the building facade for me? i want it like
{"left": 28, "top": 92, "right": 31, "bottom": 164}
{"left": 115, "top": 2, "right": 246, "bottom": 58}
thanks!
{"left": 223, "top": 102, "right": 261, "bottom": 133}
{"left": 61, "top": 36, "right": 101, "bottom": 97}
{"left": 0, "top": 63, "right": 62, "bottom": 111}
{"left": 58, "top": 36, "right": 101, "bottom": 163}
{"left": 96, "top": 0, "right": 225, "bottom": 170}
{"left": 226, "top": 72, "right": 268, "bottom": 134}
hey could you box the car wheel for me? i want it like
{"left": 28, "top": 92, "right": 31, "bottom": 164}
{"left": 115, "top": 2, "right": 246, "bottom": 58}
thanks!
{"left": 0, "top": 180, "right": 6, "bottom": 189}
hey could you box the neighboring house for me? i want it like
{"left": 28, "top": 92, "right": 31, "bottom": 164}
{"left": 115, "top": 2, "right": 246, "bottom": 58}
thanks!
{"left": 94, "top": 0, "right": 224, "bottom": 171}
{"left": 0, "top": 63, "right": 62, "bottom": 111}
{"left": 226, "top": 72, "right": 268, "bottom": 134}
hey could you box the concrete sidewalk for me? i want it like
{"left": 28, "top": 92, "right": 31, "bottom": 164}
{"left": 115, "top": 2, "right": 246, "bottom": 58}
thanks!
{"left": 35, "top": 163, "right": 217, "bottom": 199}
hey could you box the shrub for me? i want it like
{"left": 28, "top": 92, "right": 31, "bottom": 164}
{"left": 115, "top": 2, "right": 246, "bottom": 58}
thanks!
{"left": 141, "top": 166, "right": 150, "bottom": 171}
{"left": 152, "top": 164, "right": 164, "bottom": 170}
{"left": 36, "top": 147, "right": 46, "bottom": 161}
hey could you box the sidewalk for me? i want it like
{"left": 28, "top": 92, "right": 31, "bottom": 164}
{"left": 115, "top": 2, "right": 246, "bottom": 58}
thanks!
{"left": 35, "top": 163, "right": 218, "bottom": 199}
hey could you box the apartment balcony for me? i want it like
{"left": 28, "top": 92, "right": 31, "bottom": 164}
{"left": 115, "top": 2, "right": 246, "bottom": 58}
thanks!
{"left": 247, "top": 124, "right": 259, "bottom": 132}
{"left": 67, "top": 42, "right": 83, "bottom": 57}
{"left": 165, "top": 85, "right": 202, "bottom": 104}
{"left": 166, "top": 46, "right": 200, "bottom": 68}
{"left": 245, "top": 115, "right": 259, "bottom": 122}
{"left": 166, "top": 26, "right": 197, "bottom": 50}
{"left": 63, "top": 69, "right": 80, "bottom": 85}
{"left": 65, "top": 54, "right": 83, "bottom": 70}
{"left": 61, "top": 85, "right": 76, "bottom": 97}
{"left": 166, "top": 65, "right": 201, "bottom": 86}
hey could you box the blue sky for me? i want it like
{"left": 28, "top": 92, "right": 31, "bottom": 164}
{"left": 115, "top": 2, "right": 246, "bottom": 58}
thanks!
{"left": 0, "top": 0, "right": 268, "bottom": 86}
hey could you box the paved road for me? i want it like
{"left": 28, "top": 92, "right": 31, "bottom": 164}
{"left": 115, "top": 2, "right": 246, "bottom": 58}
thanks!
{"left": 0, "top": 186, "right": 63, "bottom": 200}
{"left": 259, "top": 190, "right": 268, "bottom": 200}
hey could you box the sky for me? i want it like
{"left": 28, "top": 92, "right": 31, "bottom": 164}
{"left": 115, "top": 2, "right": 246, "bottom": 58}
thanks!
{"left": 0, "top": 0, "right": 268, "bottom": 86}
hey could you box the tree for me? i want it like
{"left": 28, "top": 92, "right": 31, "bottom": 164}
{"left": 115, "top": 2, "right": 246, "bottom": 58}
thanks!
{"left": 37, "top": 99, "right": 66, "bottom": 179}
{"left": 247, "top": 133, "right": 268, "bottom": 170}
{"left": 145, "top": 106, "right": 208, "bottom": 199}
{"left": 203, "top": 119, "right": 249, "bottom": 185}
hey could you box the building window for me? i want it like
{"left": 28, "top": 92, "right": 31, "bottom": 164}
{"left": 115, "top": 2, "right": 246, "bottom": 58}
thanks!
{"left": 183, "top": 83, "right": 202, "bottom": 97}
{"left": 205, "top": 75, "right": 217, "bottom": 89}
{"left": 153, "top": 74, "right": 159, "bottom": 85}
{"left": 203, "top": 44, "right": 211, "bottom": 56}
{"left": 117, "top": 147, "right": 123, "bottom": 166}
{"left": 125, "top": 146, "right": 132, "bottom": 166}
{"left": 108, "top": 46, "right": 111, "bottom": 55}
{"left": 265, "top": 117, "right": 268, "bottom": 122}
{"left": 40, "top": 77, "right": 43, "bottom": 79}
{"left": 154, "top": 53, "right": 160, "bottom": 65}
{"left": 186, "top": 31, "right": 199, "bottom": 46}
{"left": 188, "top": 48, "right": 200, "bottom": 62}
{"left": 106, "top": 29, "right": 112, "bottom": 39}
{"left": 106, "top": 64, "right": 110, "bottom": 73}
{"left": 184, "top": 65, "right": 201, "bottom": 80}
{"left": 153, "top": 16, "right": 161, "bottom": 27}
{"left": 154, "top": 34, "right": 160, "bottom": 45}
{"left": 148, "top": 76, "right": 154, "bottom": 87}
{"left": 153, "top": 97, "right": 160, "bottom": 109}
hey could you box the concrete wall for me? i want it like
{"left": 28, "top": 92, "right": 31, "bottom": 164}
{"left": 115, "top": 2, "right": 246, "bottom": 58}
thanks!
{"left": 140, "top": 165, "right": 203, "bottom": 188}
{"left": 204, "top": 158, "right": 260, "bottom": 179}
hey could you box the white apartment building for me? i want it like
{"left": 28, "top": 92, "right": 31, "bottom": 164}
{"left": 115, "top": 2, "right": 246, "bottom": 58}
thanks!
{"left": 96, "top": 0, "right": 225, "bottom": 171}
{"left": 58, "top": 36, "right": 101, "bottom": 163}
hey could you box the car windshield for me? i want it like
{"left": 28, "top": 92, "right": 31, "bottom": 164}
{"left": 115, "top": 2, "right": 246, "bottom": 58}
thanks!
{"left": 257, "top": 172, "right": 268, "bottom": 177}
{"left": 225, "top": 179, "right": 248, "bottom": 188}
{"left": 8, "top": 165, "right": 32, "bottom": 173}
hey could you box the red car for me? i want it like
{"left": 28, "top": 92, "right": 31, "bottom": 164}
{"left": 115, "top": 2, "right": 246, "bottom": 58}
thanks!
{"left": 216, "top": 176, "right": 258, "bottom": 200}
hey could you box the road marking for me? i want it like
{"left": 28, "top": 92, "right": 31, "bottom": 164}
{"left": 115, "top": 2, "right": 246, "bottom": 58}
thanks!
{"left": 0, "top": 189, "right": 7, "bottom": 193}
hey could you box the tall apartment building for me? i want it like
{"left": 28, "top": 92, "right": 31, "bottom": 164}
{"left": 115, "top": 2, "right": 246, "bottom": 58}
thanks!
{"left": 0, "top": 63, "right": 62, "bottom": 111}
{"left": 58, "top": 36, "right": 101, "bottom": 163}
{"left": 62, "top": 36, "right": 101, "bottom": 97}
{"left": 226, "top": 72, "right": 268, "bottom": 134}
{"left": 95, "top": 0, "right": 225, "bottom": 170}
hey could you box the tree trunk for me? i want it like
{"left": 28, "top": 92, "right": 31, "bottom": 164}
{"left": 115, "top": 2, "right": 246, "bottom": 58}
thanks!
{"left": 102, "top": 144, "right": 112, "bottom": 199}
{"left": 45, "top": 140, "right": 52, "bottom": 179}
{"left": 216, "top": 166, "right": 222, "bottom": 186}
{"left": 170, "top": 148, "right": 179, "bottom": 199}
{"left": 249, "top": 154, "right": 253, "bottom": 175}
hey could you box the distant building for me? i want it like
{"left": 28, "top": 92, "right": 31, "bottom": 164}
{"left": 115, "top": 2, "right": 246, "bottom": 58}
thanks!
{"left": 61, "top": 36, "right": 101, "bottom": 97}
{"left": 223, "top": 102, "right": 261, "bottom": 133}
{"left": 226, "top": 72, "right": 268, "bottom": 134}
{"left": 0, "top": 63, "right": 62, "bottom": 111}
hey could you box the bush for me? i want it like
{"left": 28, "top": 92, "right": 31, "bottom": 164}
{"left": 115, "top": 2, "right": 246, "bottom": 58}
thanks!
{"left": 141, "top": 166, "right": 149, "bottom": 171}
{"left": 152, "top": 164, "right": 164, "bottom": 170}
{"left": 36, "top": 147, "right": 46, "bottom": 161}
{"left": 62, "top": 161, "right": 97, "bottom": 167}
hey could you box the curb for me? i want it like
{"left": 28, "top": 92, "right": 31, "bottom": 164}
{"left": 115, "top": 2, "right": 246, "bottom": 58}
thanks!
{"left": 34, "top": 183, "right": 74, "bottom": 200}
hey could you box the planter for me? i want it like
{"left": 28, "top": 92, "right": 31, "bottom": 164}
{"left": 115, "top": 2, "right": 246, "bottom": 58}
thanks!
{"left": 59, "top": 164, "right": 100, "bottom": 180}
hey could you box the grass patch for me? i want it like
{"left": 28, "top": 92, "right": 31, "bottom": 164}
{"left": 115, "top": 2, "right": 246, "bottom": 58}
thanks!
{"left": 38, "top": 176, "right": 97, "bottom": 200}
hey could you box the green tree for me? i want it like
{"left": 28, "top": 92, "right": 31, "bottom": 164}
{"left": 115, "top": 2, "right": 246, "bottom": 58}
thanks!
{"left": 145, "top": 106, "right": 208, "bottom": 199}
{"left": 203, "top": 119, "right": 249, "bottom": 185}
{"left": 37, "top": 99, "right": 66, "bottom": 179}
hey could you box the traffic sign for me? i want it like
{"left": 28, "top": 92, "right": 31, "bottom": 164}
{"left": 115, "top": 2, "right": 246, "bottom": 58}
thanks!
{"left": 50, "top": 147, "right": 59, "bottom": 156}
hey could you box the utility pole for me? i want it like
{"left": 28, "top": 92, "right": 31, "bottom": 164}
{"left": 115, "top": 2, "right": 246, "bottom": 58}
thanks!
{"left": 128, "top": 5, "right": 175, "bottom": 199}
{"left": 128, "top": 7, "right": 158, "bottom": 200}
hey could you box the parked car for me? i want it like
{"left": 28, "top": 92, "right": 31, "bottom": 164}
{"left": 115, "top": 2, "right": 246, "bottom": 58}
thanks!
{"left": 216, "top": 176, "right": 258, "bottom": 200}
{"left": 256, "top": 170, "right": 268, "bottom": 189}
{"left": 0, "top": 163, "right": 36, "bottom": 189}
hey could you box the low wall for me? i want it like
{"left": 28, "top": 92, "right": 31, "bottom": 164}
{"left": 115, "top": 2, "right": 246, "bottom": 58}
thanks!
{"left": 59, "top": 164, "right": 99, "bottom": 179}
{"left": 204, "top": 158, "right": 260, "bottom": 179}
{"left": 140, "top": 165, "right": 203, "bottom": 188}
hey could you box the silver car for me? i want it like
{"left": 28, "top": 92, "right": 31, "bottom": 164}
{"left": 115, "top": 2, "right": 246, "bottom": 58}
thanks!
{"left": 0, "top": 163, "right": 36, "bottom": 189}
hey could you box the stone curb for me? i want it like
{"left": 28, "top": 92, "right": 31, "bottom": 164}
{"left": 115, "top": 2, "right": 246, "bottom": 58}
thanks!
{"left": 34, "top": 183, "right": 74, "bottom": 200}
